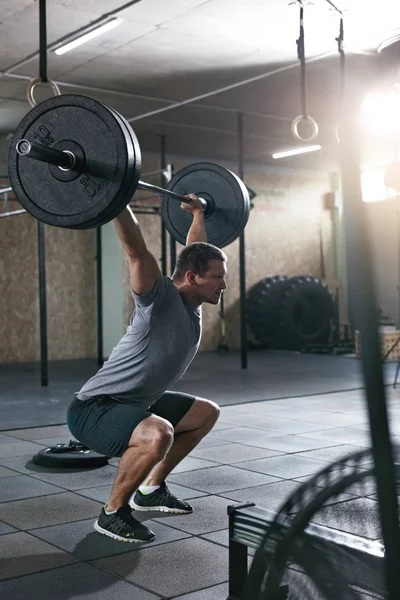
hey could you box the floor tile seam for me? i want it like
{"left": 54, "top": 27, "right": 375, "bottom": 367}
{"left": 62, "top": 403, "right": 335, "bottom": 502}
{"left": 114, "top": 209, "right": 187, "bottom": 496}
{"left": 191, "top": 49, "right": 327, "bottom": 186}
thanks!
{"left": 210, "top": 439, "right": 344, "bottom": 452}
{"left": 221, "top": 408, "right": 335, "bottom": 416}
{"left": 0, "top": 442, "right": 57, "bottom": 451}
{"left": 1, "top": 510, "right": 104, "bottom": 533}
{"left": 289, "top": 444, "right": 371, "bottom": 457}
{"left": 151, "top": 517, "right": 229, "bottom": 537}
{"left": 0, "top": 445, "right": 49, "bottom": 458}
{"left": 197, "top": 532, "right": 229, "bottom": 548}
{"left": 0, "top": 468, "right": 119, "bottom": 492}
{"left": 189, "top": 452, "right": 285, "bottom": 464}
{"left": 191, "top": 477, "right": 284, "bottom": 493}
{"left": 212, "top": 423, "right": 283, "bottom": 432}
{"left": 217, "top": 388, "right": 366, "bottom": 407}
{"left": 85, "top": 556, "right": 165, "bottom": 598}
{"left": 169, "top": 465, "right": 225, "bottom": 485}
{"left": 287, "top": 476, "right": 373, "bottom": 499}
{"left": 228, "top": 442, "right": 345, "bottom": 454}
{"left": 216, "top": 479, "right": 289, "bottom": 500}
{"left": 0, "top": 489, "right": 69, "bottom": 505}
{"left": 0, "top": 559, "right": 158, "bottom": 599}
{"left": 0, "top": 422, "right": 68, "bottom": 436}
{"left": 14, "top": 526, "right": 85, "bottom": 560}
{"left": 217, "top": 422, "right": 362, "bottom": 435}
{"left": 0, "top": 560, "right": 84, "bottom": 585}
{"left": 0, "top": 515, "right": 22, "bottom": 530}
{"left": 231, "top": 454, "right": 339, "bottom": 470}
{"left": 0, "top": 436, "right": 41, "bottom": 444}
{"left": 25, "top": 519, "right": 196, "bottom": 559}
{"left": 294, "top": 416, "right": 371, "bottom": 424}
{"left": 0, "top": 465, "right": 28, "bottom": 477}
{"left": 0, "top": 551, "right": 83, "bottom": 582}
{"left": 26, "top": 516, "right": 99, "bottom": 532}
{"left": 21, "top": 510, "right": 111, "bottom": 532}
{"left": 168, "top": 580, "right": 230, "bottom": 600}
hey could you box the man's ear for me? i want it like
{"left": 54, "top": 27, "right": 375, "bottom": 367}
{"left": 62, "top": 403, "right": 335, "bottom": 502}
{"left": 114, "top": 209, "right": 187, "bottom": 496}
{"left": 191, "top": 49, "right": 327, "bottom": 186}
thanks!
{"left": 187, "top": 270, "right": 197, "bottom": 285}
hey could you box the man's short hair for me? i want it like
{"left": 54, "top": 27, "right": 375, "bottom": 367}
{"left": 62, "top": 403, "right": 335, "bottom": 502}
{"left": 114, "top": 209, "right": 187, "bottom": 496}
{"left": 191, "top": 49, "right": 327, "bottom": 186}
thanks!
{"left": 172, "top": 242, "right": 227, "bottom": 281}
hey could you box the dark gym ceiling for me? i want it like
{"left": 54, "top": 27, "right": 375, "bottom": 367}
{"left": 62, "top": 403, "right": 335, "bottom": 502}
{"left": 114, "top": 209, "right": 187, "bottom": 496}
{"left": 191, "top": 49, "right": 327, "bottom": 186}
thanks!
{"left": 0, "top": 0, "right": 399, "bottom": 171}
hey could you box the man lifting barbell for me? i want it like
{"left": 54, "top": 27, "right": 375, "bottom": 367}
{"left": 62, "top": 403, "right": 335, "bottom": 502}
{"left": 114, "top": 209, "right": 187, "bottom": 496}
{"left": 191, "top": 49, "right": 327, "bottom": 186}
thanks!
{"left": 67, "top": 196, "right": 226, "bottom": 543}
{"left": 8, "top": 93, "right": 250, "bottom": 543}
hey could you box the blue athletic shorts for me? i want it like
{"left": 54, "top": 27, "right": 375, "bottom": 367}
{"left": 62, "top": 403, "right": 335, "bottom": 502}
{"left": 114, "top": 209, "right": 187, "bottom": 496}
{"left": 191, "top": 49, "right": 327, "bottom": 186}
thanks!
{"left": 66, "top": 391, "right": 196, "bottom": 457}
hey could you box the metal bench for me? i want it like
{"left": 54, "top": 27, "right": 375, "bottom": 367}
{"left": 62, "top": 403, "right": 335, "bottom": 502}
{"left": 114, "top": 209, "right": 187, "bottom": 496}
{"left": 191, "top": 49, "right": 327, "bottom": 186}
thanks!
{"left": 227, "top": 502, "right": 385, "bottom": 600}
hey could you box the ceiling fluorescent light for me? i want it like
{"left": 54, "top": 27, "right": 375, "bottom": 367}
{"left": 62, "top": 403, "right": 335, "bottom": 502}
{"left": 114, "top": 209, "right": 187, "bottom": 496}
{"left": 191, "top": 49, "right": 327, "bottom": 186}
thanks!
{"left": 54, "top": 18, "right": 122, "bottom": 56}
{"left": 272, "top": 145, "right": 322, "bottom": 159}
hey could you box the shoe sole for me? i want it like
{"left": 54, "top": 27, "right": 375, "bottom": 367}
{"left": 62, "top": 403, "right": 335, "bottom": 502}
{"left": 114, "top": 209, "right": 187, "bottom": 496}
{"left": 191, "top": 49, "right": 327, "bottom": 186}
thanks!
{"left": 130, "top": 501, "right": 192, "bottom": 514}
{"left": 94, "top": 520, "right": 155, "bottom": 543}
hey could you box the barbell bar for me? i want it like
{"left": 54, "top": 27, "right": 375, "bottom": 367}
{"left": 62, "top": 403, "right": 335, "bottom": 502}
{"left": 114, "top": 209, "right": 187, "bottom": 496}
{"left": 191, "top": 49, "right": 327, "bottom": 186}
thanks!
{"left": 16, "top": 139, "right": 208, "bottom": 212}
{"left": 8, "top": 94, "right": 250, "bottom": 247}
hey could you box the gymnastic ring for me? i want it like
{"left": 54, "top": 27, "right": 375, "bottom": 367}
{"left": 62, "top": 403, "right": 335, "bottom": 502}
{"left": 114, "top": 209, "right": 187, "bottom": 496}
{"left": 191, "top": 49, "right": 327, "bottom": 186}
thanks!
{"left": 291, "top": 114, "right": 319, "bottom": 142}
{"left": 27, "top": 77, "right": 61, "bottom": 108}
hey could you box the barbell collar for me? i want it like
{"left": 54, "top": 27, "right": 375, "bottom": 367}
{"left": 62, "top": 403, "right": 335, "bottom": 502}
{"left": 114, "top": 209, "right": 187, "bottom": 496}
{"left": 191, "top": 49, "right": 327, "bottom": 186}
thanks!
{"left": 16, "top": 139, "right": 76, "bottom": 170}
{"left": 137, "top": 180, "right": 208, "bottom": 211}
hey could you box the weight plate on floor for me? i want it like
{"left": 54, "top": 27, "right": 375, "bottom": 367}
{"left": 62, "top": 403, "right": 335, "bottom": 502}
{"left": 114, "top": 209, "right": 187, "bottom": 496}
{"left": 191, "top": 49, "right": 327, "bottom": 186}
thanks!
{"left": 32, "top": 440, "right": 109, "bottom": 468}
{"left": 161, "top": 163, "right": 250, "bottom": 248}
{"left": 8, "top": 94, "right": 141, "bottom": 229}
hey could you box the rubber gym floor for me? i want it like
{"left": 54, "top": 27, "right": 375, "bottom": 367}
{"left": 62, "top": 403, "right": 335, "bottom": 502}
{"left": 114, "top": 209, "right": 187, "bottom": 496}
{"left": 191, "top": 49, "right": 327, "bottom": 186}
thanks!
{"left": 0, "top": 350, "right": 397, "bottom": 599}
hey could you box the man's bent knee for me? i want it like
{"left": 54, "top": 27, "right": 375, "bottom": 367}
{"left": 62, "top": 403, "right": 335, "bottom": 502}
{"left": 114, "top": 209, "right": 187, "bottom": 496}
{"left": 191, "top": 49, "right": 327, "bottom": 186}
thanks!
{"left": 175, "top": 398, "right": 220, "bottom": 434}
{"left": 198, "top": 399, "right": 220, "bottom": 426}
{"left": 129, "top": 415, "right": 174, "bottom": 460}
{"left": 208, "top": 400, "right": 220, "bottom": 424}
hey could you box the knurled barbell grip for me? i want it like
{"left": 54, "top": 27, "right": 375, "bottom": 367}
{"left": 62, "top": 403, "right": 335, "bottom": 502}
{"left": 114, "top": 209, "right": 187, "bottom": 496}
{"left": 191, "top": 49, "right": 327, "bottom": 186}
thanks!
{"left": 16, "top": 139, "right": 76, "bottom": 170}
{"left": 137, "top": 180, "right": 208, "bottom": 210}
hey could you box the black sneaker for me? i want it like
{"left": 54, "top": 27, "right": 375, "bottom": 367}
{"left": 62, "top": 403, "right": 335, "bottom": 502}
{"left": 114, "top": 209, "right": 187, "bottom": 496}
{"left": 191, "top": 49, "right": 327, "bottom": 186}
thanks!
{"left": 94, "top": 505, "right": 155, "bottom": 543}
{"left": 130, "top": 482, "right": 193, "bottom": 514}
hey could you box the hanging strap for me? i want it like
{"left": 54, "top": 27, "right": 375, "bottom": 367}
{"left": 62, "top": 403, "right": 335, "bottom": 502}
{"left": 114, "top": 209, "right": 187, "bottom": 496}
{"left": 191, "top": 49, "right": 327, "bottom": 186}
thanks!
{"left": 291, "top": 3, "right": 319, "bottom": 142}
{"left": 336, "top": 17, "right": 345, "bottom": 99}
{"left": 296, "top": 6, "right": 308, "bottom": 118}
{"left": 39, "top": 0, "right": 47, "bottom": 82}
{"left": 333, "top": 17, "right": 345, "bottom": 142}
{"left": 27, "top": 0, "right": 61, "bottom": 107}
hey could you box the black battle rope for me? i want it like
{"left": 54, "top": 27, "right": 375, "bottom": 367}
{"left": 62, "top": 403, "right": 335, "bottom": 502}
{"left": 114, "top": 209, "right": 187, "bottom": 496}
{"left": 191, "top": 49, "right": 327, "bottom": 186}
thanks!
{"left": 39, "top": 0, "right": 47, "bottom": 82}
{"left": 296, "top": 6, "right": 308, "bottom": 119}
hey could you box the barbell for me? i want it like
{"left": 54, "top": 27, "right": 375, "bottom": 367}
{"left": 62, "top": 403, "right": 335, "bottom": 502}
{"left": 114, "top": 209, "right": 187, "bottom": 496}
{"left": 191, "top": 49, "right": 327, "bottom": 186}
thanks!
{"left": 8, "top": 94, "right": 251, "bottom": 248}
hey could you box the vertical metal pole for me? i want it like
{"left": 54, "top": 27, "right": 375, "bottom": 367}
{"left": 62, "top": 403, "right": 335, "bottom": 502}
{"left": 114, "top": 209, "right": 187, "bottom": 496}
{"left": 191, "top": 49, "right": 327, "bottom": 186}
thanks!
{"left": 160, "top": 135, "right": 168, "bottom": 276}
{"left": 238, "top": 113, "right": 248, "bottom": 369}
{"left": 96, "top": 227, "right": 103, "bottom": 367}
{"left": 227, "top": 506, "right": 249, "bottom": 599}
{"left": 341, "top": 112, "right": 400, "bottom": 600}
{"left": 37, "top": 221, "right": 48, "bottom": 386}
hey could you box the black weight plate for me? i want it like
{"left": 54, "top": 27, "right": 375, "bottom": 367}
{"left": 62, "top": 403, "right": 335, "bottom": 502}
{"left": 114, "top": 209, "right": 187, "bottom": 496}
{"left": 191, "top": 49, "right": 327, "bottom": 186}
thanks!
{"left": 161, "top": 163, "right": 250, "bottom": 248}
{"left": 32, "top": 446, "right": 109, "bottom": 468}
{"left": 72, "top": 103, "right": 142, "bottom": 229}
{"left": 8, "top": 94, "right": 141, "bottom": 229}
{"left": 102, "top": 104, "right": 142, "bottom": 219}
{"left": 72, "top": 104, "right": 142, "bottom": 230}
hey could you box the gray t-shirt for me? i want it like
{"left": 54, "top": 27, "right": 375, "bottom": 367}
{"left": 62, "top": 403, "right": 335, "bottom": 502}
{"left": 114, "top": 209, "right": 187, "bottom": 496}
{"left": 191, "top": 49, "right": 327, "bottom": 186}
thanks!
{"left": 76, "top": 276, "right": 201, "bottom": 408}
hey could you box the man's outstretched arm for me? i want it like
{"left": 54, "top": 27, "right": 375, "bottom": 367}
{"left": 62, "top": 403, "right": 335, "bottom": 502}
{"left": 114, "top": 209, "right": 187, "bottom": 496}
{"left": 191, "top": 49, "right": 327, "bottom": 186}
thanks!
{"left": 113, "top": 206, "right": 161, "bottom": 295}
{"left": 182, "top": 194, "right": 207, "bottom": 245}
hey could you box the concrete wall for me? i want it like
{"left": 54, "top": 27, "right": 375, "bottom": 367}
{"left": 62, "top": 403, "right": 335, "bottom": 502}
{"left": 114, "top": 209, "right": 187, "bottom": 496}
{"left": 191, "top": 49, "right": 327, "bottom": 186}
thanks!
{"left": 0, "top": 208, "right": 96, "bottom": 363}
{"left": 0, "top": 147, "right": 334, "bottom": 363}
